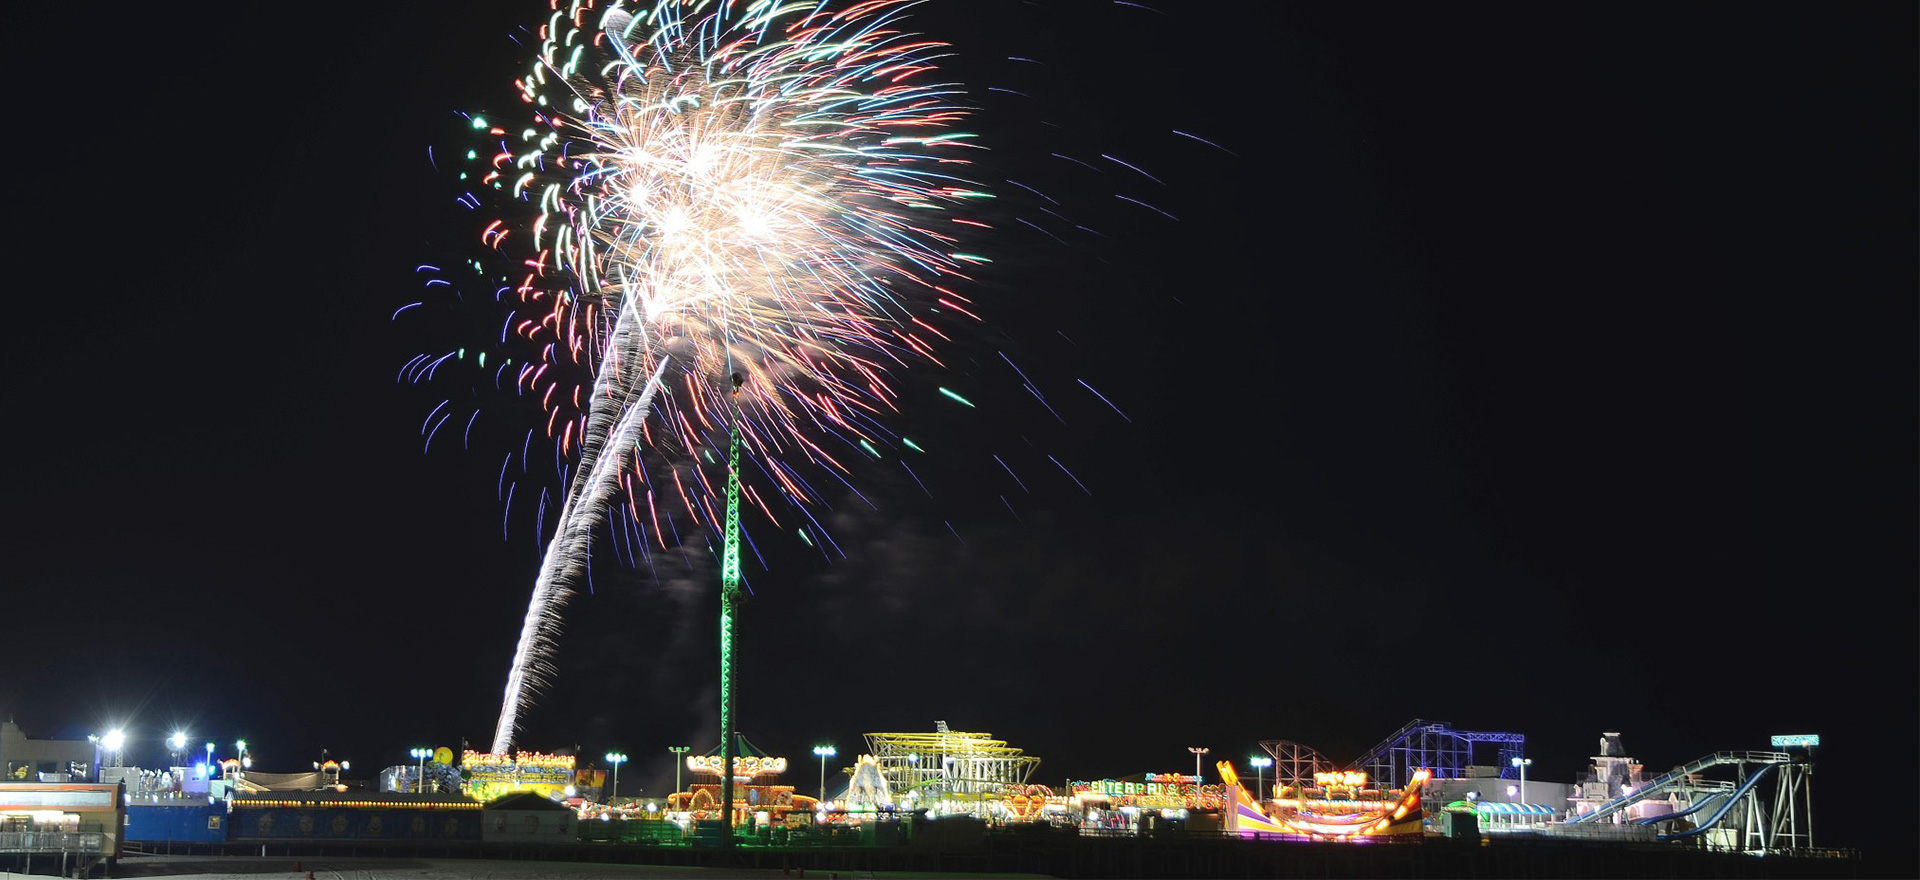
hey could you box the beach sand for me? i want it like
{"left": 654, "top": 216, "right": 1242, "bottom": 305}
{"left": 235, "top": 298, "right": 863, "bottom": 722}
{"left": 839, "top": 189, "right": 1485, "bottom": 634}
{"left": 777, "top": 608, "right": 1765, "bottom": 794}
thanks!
{"left": 104, "top": 853, "right": 1050, "bottom": 879}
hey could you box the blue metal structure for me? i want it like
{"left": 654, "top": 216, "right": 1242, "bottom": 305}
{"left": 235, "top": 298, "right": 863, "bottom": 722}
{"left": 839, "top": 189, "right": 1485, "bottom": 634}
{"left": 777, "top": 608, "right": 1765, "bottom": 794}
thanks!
{"left": 1346, "top": 719, "right": 1527, "bottom": 790}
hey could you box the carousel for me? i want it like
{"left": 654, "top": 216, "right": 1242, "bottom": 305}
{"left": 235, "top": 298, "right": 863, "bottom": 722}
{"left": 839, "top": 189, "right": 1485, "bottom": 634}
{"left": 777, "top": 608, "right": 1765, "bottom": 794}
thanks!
{"left": 667, "top": 738, "right": 817, "bottom": 828}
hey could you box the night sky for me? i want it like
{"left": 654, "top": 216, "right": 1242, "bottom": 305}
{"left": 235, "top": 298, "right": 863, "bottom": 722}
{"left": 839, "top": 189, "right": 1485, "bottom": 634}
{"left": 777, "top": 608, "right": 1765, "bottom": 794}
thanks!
{"left": 4, "top": 1, "right": 1912, "bottom": 869}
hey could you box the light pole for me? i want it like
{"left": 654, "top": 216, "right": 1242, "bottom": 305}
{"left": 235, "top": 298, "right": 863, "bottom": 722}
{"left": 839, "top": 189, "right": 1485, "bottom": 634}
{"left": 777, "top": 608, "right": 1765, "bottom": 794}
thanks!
{"left": 605, "top": 752, "right": 628, "bottom": 803}
{"left": 1187, "top": 747, "right": 1209, "bottom": 787}
{"left": 410, "top": 748, "right": 432, "bottom": 793}
{"left": 1510, "top": 756, "right": 1532, "bottom": 804}
{"left": 102, "top": 729, "right": 126, "bottom": 768}
{"left": 235, "top": 740, "right": 249, "bottom": 786}
{"left": 812, "top": 745, "right": 837, "bottom": 804}
{"left": 169, "top": 732, "right": 188, "bottom": 768}
{"left": 1249, "top": 756, "right": 1273, "bottom": 803}
{"left": 204, "top": 742, "right": 215, "bottom": 773}
{"left": 668, "top": 746, "right": 691, "bottom": 803}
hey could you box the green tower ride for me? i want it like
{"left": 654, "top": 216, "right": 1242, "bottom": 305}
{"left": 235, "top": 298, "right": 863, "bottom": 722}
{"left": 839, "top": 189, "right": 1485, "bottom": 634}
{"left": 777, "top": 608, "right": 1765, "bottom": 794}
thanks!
{"left": 718, "top": 372, "right": 744, "bottom": 854}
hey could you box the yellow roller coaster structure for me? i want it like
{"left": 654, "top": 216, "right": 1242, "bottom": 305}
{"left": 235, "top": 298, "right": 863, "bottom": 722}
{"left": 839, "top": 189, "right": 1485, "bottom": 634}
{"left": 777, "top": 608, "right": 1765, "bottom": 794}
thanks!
{"left": 862, "top": 723, "right": 1041, "bottom": 800}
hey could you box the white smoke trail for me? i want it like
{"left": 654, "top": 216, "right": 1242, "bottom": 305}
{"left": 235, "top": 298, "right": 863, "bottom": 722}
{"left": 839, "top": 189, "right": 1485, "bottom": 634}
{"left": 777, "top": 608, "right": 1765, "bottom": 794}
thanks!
{"left": 492, "top": 319, "right": 671, "bottom": 754}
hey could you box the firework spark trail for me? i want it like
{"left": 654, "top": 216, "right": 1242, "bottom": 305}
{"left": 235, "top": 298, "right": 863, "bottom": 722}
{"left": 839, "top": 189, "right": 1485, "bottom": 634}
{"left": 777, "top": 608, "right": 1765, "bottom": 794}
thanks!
{"left": 477, "top": 0, "right": 990, "bottom": 753}
{"left": 493, "top": 352, "right": 670, "bottom": 752}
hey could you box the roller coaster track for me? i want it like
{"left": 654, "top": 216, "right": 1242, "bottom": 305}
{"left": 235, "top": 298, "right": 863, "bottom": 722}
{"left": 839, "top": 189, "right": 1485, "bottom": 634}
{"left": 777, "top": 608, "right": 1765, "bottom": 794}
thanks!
{"left": 1343, "top": 719, "right": 1527, "bottom": 788}
{"left": 1347, "top": 719, "right": 1437, "bottom": 773}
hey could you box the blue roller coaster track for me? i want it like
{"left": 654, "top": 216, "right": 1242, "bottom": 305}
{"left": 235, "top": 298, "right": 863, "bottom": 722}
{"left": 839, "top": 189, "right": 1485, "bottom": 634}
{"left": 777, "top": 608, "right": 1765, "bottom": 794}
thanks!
{"left": 1344, "top": 719, "right": 1527, "bottom": 791}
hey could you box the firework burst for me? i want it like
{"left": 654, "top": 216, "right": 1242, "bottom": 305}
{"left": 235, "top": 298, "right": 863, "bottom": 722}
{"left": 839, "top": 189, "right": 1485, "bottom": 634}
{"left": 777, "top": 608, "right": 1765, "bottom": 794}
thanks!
{"left": 470, "top": 0, "right": 992, "bottom": 752}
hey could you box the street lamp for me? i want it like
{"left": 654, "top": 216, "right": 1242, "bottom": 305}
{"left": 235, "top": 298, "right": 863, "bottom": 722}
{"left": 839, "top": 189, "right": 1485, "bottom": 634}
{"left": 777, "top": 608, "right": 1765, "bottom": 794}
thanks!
{"left": 668, "top": 746, "right": 691, "bottom": 801}
{"left": 1187, "top": 747, "right": 1209, "bottom": 786}
{"left": 204, "top": 742, "right": 215, "bottom": 771}
{"left": 811, "top": 745, "right": 837, "bottom": 804}
{"left": 1249, "top": 756, "right": 1273, "bottom": 803}
{"left": 605, "top": 752, "right": 628, "bottom": 802}
{"left": 102, "top": 729, "right": 126, "bottom": 767}
{"left": 410, "top": 748, "right": 432, "bottom": 793}
{"left": 1510, "top": 756, "right": 1533, "bottom": 805}
{"left": 169, "top": 732, "right": 188, "bottom": 767}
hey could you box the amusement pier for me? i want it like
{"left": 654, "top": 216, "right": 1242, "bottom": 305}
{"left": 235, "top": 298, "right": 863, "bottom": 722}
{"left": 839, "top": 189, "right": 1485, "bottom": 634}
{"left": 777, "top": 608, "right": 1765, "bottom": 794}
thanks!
{"left": 0, "top": 718, "right": 1854, "bottom": 878}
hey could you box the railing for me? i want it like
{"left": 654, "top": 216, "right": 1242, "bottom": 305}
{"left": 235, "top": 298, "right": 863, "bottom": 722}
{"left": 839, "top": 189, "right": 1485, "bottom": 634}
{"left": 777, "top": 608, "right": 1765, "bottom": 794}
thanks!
{"left": 1676, "top": 779, "right": 1737, "bottom": 791}
{"left": 0, "top": 831, "right": 108, "bottom": 854}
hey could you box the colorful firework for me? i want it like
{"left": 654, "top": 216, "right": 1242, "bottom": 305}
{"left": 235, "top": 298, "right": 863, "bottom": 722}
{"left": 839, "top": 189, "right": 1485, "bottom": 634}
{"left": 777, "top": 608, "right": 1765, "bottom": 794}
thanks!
{"left": 456, "top": 0, "right": 993, "bottom": 753}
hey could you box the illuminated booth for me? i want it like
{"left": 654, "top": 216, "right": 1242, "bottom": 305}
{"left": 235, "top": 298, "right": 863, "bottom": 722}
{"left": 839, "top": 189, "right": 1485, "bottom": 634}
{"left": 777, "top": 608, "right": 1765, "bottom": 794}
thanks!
{"left": 460, "top": 751, "right": 585, "bottom": 801}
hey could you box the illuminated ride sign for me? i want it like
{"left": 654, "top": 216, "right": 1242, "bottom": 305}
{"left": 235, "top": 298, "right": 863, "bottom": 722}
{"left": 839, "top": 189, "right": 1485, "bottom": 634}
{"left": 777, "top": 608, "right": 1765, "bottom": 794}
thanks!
{"left": 1069, "top": 773, "right": 1221, "bottom": 810}
{"left": 1769, "top": 734, "right": 1820, "bottom": 748}
{"left": 1313, "top": 771, "right": 1368, "bottom": 788}
{"left": 686, "top": 754, "right": 788, "bottom": 777}
{"left": 461, "top": 750, "right": 576, "bottom": 770}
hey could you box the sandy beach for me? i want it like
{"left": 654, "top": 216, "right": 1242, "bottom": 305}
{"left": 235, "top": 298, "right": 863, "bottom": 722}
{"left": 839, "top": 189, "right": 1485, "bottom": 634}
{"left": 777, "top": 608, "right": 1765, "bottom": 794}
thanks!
{"left": 100, "top": 854, "right": 1050, "bottom": 880}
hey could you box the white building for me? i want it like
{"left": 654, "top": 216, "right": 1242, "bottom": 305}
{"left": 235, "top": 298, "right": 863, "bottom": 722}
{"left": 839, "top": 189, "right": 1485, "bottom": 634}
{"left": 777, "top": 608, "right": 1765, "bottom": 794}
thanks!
{"left": 1423, "top": 764, "right": 1574, "bottom": 828}
{"left": 482, "top": 791, "right": 577, "bottom": 842}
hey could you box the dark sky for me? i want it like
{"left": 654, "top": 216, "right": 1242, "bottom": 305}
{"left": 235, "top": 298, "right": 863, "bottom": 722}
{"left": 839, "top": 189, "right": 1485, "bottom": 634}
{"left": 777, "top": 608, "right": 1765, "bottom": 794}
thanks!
{"left": 3, "top": 0, "right": 1912, "bottom": 868}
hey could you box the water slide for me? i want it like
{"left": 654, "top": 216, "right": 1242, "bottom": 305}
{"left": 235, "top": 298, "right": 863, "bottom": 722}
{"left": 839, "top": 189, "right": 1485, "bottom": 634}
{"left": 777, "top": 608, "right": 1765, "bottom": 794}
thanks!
{"left": 1566, "top": 751, "right": 1788, "bottom": 825}
{"left": 1631, "top": 790, "right": 1730, "bottom": 827}
{"left": 1654, "top": 763, "right": 1778, "bottom": 841}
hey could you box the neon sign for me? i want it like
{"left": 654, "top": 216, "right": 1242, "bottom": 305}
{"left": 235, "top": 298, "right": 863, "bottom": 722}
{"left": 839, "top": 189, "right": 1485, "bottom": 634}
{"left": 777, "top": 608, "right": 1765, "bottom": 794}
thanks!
{"left": 1068, "top": 775, "right": 1223, "bottom": 810}
{"left": 1072, "top": 779, "right": 1189, "bottom": 797}
{"left": 1313, "top": 771, "right": 1368, "bottom": 789}
{"left": 686, "top": 755, "right": 787, "bottom": 776}
{"left": 461, "top": 750, "right": 575, "bottom": 770}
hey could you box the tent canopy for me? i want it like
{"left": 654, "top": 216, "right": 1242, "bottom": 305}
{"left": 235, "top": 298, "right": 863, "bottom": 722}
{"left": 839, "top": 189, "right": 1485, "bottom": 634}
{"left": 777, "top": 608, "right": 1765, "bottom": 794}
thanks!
{"left": 1475, "top": 802, "right": 1555, "bottom": 816}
